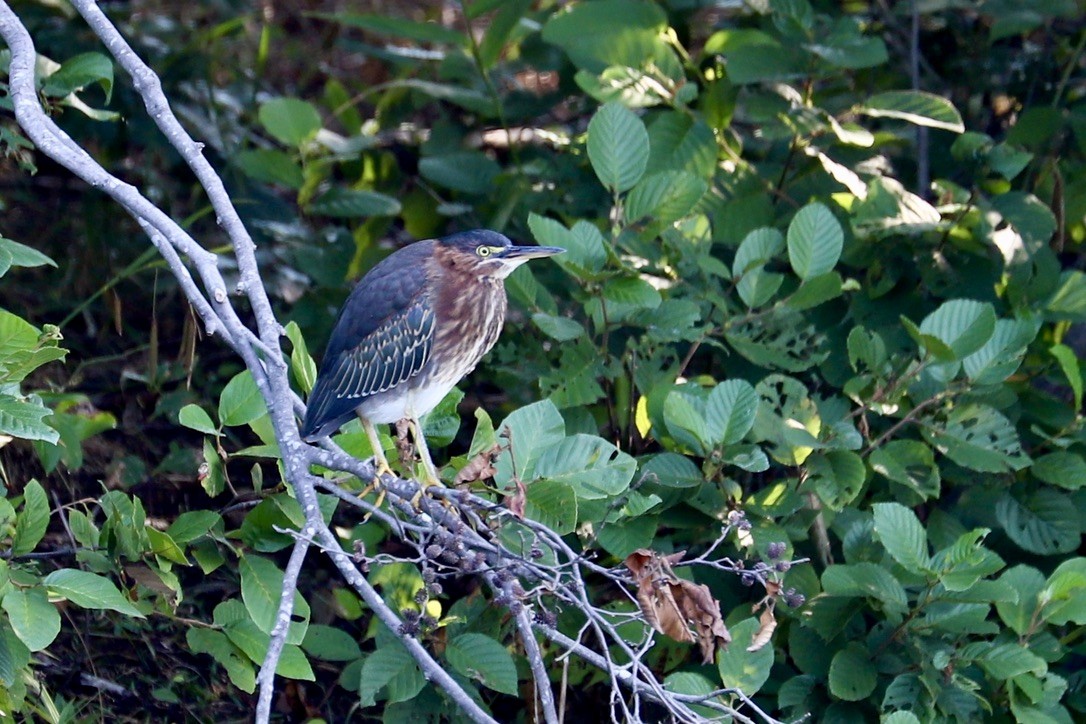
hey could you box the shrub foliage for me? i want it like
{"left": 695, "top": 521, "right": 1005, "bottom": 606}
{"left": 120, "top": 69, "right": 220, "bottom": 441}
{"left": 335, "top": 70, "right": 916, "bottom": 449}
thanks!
{"left": 1, "top": 0, "right": 1085, "bottom": 721}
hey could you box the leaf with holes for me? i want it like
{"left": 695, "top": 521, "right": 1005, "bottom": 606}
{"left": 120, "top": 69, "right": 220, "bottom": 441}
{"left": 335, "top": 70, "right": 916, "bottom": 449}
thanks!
{"left": 869, "top": 440, "right": 941, "bottom": 500}
{"left": 807, "top": 450, "right": 866, "bottom": 511}
{"left": 923, "top": 404, "right": 1030, "bottom": 473}
{"left": 996, "top": 489, "right": 1080, "bottom": 555}
{"left": 726, "top": 312, "right": 828, "bottom": 373}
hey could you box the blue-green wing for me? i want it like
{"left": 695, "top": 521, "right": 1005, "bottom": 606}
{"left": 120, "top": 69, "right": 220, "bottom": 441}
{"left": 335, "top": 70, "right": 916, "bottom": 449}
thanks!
{"left": 301, "top": 242, "right": 436, "bottom": 440}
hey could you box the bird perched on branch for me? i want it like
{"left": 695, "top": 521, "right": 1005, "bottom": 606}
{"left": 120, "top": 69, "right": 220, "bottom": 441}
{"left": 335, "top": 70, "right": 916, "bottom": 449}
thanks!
{"left": 300, "top": 229, "right": 563, "bottom": 492}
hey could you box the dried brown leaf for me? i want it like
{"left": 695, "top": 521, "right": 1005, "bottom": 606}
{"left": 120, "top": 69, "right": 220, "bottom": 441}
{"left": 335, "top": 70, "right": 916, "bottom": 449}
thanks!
{"left": 454, "top": 443, "right": 502, "bottom": 487}
{"left": 746, "top": 603, "right": 777, "bottom": 653}
{"left": 506, "top": 477, "right": 527, "bottom": 518}
{"left": 624, "top": 549, "right": 730, "bottom": 664}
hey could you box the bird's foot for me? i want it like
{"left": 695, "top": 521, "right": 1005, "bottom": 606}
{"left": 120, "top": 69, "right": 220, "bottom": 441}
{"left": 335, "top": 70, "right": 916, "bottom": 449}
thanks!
{"left": 409, "top": 469, "right": 446, "bottom": 510}
{"left": 359, "top": 457, "right": 395, "bottom": 520}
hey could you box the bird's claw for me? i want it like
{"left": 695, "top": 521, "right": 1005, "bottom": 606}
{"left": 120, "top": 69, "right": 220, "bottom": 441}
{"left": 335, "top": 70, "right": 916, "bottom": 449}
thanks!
{"left": 359, "top": 458, "right": 394, "bottom": 520}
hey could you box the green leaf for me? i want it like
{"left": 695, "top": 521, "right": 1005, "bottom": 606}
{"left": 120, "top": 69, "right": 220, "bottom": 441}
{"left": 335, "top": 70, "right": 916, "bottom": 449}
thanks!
{"left": 302, "top": 624, "right": 362, "bottom": 662}
{"left": 705, "top": 379, "right": 758, "bottom": 446}
{"left": 787, "top": 272, "right": 843, "bottom": 311}
{"left": 829, "top": 643, "right": 877, "bottom": 701}
{"left": 218, "top": 370, "right": 267, "bottom": 427}
{"left": 12, "top": 479, "right": 48, "bottom": 556}
{"left": 872, "top": 502, "right": 930, "bottom": 574}
{"left": 166, "top": 510, "right": 221, "bottom": 544}
{"left": 187, "top": 628, "right": 255, "bottom": 693}
{"left": 596, "top": 515, "right": 657, "bottom": 557}
{"left": 996, "top": 489, "right": 1080, "bottom": 555}
{"left": 1042, "top": 558, "right": 1086, "bottom": 626}
{"left": 963, "top": 641, "right": 1046, "bottom": 680}
{"left": 734, "top": 228, "right": 784, "bottom": 276}
{"left": 995, "top": 565, "right": 1045, "bottom": 634}
{"left": 924, "top": 404, "right": 1029, "bottom": 473}
{"left": 43, "top": 569, "right": 144, "bottom": 617}
{"left": 717, "top": 618, "right": 774, "bottom": 695}
{"left": 41, "top": 52, "right": 114, "bottom": 102}
{"left": 664, "top": 389, "right": 712, "bottom": 454}
{"left": 531, "top": 434, "right": 637, "bottom": 500}
{"left": 147, "top": 527, "right": 188, "bottom": 566}
{"left": 645, "top": 113, "right": 717, "bottom": 179}
{"left": 178, "top": 404, "right": 217, "bottom": 435}
{"left": 284, "top": 321, "right": 318, "bottom": 395}
{"left": 625, "top": 171, "right": 706, "bottom": 225}
{"left": 1045, "top": 271, "right": 1086, "bottom": 321}
{"left": 421, "top": 387, "right": 464, "bottom": 447}
{"left": 446, "top": 633, "right": 518, "bottom": 695}
{"left": 587, "top": 102, "right": 650, "bottom": 192}
{"left": 419, "top": 152, "right": 501, "bottom": 195}
{"left": 201, "top": 437, "right": 225, "bottom": 498}
{"left": 566, "top": 221, "right": 609, "bottom": 275}
{"left": 495, "top": 400, "right": 565, "bottom": 482}
{"left": 822, "top": 563, "right": 908, "bottom": 615}
{"left": 869, "top": 440, "right": 941, "bottom": 500}
{"left": 233, "top": 149, "right": 304, "bottom": 189}
{"left": 860, "top": 91, "right": 965, "bottom": 132}
{"left": 542, "top": 0, "right": 668, "bottom": 73}
{"left": 0, "top": 394, "right": 58, "bottom": 443}
{"left": 962, "top": 318, "right": 1036, "bottom": 384}
{"left": 240, "top": 555, "right": 310, "bottom": 639}
{"left": 807, "top": 29, "right": 888, "bottom": 69}
{"left": 1049, "top": 343, "right": 1083, "bottom": 410}
{"left": 531, "top": 313, "right": 585, "bottom": 342}
{"left": 315, "top": 12, "right": 466, "bottom": 45}
{"left": 601, "top": 277, "right": 662, "bottom": 318}
{"left": 524, "top": 479, "right": 577, "bottom": 535}
{"left": 1032, "top": 451, "right": 1086, "bottom": 490}
{"left": 0, "top": 237, "right": 55, "bottom": 270}
{"left": 918, "top": 299, "right": 996, "bottom": 360}
{"left": 2, "top": 588, "right": 60, "bottom": 652}
{"left": 807, "top": 450, "right": 866, "bottom": 510}
{"left": 639, "top": 453, "right": 703, "bottom": 488}
{"left": 308, "top": 188, "right": 401, "bottom": 218}
{"left": 259, "top": 98, "right": 322, "bottom": 146}
{"left": 358, "top": 645, "right": 424, "bottom": 706}
{"left": 664, "top": 672, "right": 720, "bottom": 719}
{"left": 787, "top": 203, "right": 844, "bottom": 280}
{"left": 712, "top": 31, "right": 805, "bottom": 84}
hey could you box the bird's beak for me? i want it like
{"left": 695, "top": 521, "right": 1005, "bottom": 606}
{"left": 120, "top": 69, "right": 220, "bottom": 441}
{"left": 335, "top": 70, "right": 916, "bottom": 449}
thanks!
{"left": 499, "top": 245, "right": 565, "bottom": 260}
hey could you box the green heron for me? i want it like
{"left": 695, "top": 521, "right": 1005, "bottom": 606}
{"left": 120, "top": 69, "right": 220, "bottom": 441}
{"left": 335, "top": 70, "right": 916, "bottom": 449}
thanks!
{"left": 300, "top": 229, "right": 564, "bottom": 490}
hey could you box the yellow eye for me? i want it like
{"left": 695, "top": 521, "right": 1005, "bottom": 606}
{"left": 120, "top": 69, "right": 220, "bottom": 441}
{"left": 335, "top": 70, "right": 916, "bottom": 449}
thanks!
{"left": 476, "top": 246, "right": 492, "bottom": 257}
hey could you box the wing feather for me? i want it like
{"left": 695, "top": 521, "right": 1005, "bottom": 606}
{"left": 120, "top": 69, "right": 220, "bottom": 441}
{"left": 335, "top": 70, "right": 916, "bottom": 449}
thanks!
{"left": 300, "top": 242, "right": 438, "bottom": 440}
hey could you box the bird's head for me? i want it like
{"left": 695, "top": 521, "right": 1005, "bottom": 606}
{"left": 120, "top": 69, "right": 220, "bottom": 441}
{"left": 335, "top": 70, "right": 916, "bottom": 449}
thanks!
{"left": 437, "top": 229, "right": 564, "bottom": 279}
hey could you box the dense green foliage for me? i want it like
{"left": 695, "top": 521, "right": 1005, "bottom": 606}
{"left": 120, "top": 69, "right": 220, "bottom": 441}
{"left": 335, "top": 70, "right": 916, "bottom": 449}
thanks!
{"left": 2, "top": 0, "right": 1086, "bottom": 721}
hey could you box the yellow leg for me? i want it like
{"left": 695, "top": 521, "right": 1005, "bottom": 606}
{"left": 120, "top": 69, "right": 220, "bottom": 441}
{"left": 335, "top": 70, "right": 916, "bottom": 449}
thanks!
{"left": 408, "top": 415, "right": 443, "bottom": 507}
{"left": 359, "top": 417, "right": 392, "bottom": 512}
{"left": 362, "top": 417, "right": 393, "bottom": 478}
